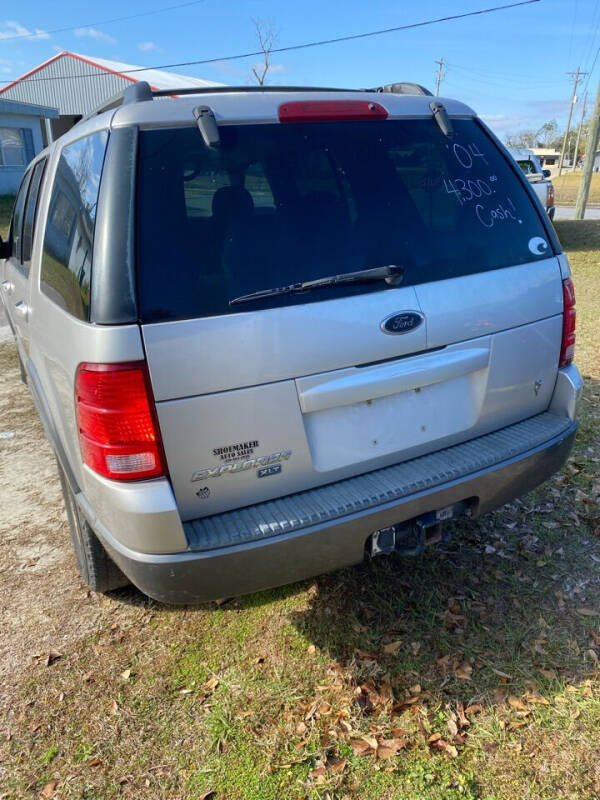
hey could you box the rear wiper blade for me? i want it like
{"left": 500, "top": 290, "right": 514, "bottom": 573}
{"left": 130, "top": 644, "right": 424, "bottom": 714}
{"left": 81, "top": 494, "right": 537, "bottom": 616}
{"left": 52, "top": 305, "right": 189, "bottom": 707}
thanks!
{"left": 229, "top": 264, "right": 404, "bottom": 306}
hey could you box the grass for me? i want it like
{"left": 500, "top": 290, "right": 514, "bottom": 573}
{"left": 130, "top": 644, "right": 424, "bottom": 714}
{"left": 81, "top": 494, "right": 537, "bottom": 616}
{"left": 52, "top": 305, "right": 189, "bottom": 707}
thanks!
{"left": 0, "top": 216, "right": 599, "bottom": 799}
{"left": 553, "top": 172, "right": 600, "bottom": 205}
{"left": 0, "top": 194, "right": 14, "bottom": 239}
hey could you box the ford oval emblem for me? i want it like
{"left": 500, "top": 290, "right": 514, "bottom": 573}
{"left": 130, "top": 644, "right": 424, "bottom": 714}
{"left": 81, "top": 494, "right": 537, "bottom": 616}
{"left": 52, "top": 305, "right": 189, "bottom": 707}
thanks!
{"left": 380, "top": 311, "right": 424, "bottom": 335}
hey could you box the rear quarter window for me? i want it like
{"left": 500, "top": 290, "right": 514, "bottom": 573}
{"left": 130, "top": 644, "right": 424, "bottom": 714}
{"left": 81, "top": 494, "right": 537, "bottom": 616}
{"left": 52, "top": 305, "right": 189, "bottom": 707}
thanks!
{"left": 40, "top": 131, "right": 108, "bottom": 320}
{"left": 137, "top": 118, "right": 552, "bottom": 323}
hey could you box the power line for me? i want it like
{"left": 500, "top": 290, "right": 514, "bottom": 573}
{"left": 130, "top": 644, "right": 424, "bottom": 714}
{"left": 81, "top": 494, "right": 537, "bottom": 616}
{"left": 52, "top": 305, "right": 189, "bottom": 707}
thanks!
{"left": 0, "top": 0, "right": 207, "bottom": 42}
{"left": 0, "top": 0, "right": 541, "bottom": 85}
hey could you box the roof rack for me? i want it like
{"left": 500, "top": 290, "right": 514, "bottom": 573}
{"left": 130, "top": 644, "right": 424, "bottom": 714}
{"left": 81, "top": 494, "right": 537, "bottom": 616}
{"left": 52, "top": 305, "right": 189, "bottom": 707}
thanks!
{"left": 367, "top": 82, "right": 433, "bottom": 96}
{"left": 86, "top": 80, "right": 434, "bottom": 119}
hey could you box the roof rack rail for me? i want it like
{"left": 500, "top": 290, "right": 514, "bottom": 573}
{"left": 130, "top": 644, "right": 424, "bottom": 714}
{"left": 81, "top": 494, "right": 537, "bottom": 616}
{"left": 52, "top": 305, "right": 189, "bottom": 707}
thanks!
{"left": 84, "top": 80, "right": 434, "bottom": 121}
{"left": 367, "top": 82, "right": 433, "bottom": 96}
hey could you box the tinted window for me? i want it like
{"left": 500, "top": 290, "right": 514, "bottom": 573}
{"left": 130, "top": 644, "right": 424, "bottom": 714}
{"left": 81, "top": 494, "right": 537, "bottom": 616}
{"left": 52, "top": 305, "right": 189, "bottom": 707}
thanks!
{"left": 9, "top": 170, "right": 31, "bottom": 262}
{"left": 40, "top": 131, "right": 108, "bottom": 319}
{"left": 137, "top": 119, "right": 550, "bottom": 323}
{"left": 21, "top": 159, "right": 47, "bottom": 269}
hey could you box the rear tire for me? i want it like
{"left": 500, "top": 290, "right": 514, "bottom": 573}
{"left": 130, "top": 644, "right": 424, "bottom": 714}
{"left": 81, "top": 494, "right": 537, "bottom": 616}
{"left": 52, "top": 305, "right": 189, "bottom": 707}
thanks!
{"left": 56, "top": 461, "right": 129, "bottom": 593}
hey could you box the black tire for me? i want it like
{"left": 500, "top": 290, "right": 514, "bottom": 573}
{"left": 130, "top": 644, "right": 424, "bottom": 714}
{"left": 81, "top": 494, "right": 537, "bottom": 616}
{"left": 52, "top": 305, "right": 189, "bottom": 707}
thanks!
{"left": 56, "top": 461, "right": 129, "bottom": 593}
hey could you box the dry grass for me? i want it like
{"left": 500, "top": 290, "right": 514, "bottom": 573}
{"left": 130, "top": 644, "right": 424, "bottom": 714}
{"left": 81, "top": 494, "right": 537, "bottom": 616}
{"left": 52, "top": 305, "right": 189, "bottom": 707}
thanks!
{"left": 553, "top": 172, "right": 600, "bottom": 206}
{"left": 0, "top": 220, "right": 598, "bottom": 800}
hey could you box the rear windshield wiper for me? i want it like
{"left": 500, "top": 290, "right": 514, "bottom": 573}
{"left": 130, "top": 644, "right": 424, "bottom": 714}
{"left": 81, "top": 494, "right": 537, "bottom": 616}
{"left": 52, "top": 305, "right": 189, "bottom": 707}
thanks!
{"left": 229, "top": 264, "right": 404, "bottom": 306}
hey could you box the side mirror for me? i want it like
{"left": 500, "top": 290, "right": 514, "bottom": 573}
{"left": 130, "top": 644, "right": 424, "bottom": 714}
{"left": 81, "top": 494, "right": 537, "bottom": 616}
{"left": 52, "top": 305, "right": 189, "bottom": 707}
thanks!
{"left": 542, "top": 169, "right": 551, "bottom": 178}
{"left": 0, "top": 235, "right": 11, "bottom": 260}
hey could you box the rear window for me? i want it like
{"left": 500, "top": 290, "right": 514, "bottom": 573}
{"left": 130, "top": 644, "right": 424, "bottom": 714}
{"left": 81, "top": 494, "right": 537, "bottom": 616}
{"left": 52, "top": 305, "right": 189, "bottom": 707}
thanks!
{"left": 137, "top": 118, "right": 551, "bottom": 323}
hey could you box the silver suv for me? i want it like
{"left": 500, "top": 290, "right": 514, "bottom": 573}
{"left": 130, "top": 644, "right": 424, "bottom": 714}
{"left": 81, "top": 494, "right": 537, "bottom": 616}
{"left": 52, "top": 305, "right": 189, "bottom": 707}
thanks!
{"left": 0, "top": 83, "right": 582, "bottom": 604}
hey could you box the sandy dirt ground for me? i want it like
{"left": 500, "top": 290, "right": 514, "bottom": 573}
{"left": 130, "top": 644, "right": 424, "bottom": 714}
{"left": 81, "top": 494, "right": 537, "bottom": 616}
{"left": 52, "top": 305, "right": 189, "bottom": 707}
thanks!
{"left": 0, "top": 327, "right": 135, "bottom": 707}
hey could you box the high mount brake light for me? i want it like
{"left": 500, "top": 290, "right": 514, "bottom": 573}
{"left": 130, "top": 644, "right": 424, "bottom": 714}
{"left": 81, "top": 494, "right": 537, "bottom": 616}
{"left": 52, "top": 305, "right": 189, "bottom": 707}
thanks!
{"left": 278, "top": 100, "right": 389, "bottom": 123}
{"left": 560, "top": 277, "right": 576, "bottom": 368}
{"left": 75, "top": 362, "right": 167, "bottom": 481}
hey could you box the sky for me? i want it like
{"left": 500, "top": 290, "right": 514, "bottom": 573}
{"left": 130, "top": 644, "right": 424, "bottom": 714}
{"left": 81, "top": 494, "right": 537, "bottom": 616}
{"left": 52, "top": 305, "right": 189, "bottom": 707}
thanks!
{"left": 0, "top": 0, "right": 596, "bottom": 140}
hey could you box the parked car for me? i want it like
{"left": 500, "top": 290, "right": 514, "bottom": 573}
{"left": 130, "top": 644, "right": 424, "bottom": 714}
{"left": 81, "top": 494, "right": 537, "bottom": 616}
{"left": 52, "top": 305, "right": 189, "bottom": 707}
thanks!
{"left": 509, "top": 147, "right": 556, "bottom": 220}
{"left": 0, "top": 83, "right": 581, "bottom": 604}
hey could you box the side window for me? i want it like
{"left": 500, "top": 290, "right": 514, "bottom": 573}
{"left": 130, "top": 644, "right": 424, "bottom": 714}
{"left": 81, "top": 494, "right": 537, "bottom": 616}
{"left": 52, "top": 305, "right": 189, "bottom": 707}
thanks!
{"left": 21, "top": 159, "right": 47, "bottom": 271}
{"left": 9, "top": 170, "right": 32, "bottom": 262}
{"left": 40, "top": 131, "right": 108, "bottom": 320}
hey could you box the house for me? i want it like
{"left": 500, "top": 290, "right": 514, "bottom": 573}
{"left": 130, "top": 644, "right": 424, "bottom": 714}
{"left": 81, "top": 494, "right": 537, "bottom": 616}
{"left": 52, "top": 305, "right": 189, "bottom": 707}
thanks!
{"left": 0, "top": 51, "right": 222, "bottom": 143}
{"left": 0, "top": 97, "right": 58, "bottom": 194}
{"left": 531, "top": 148, "right": 562, "bottom": 168}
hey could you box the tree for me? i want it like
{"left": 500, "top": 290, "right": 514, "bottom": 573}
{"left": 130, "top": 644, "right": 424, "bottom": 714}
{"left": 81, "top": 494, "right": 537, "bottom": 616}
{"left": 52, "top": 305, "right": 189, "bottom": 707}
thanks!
{"left": 536, "top": 120, "right": 559, "bottom": 147}
{"left": 252, "top": 19, "right": 277, "bottom": 86}
{"left": 505, "top": 130, "right": 537, "bottom": 148}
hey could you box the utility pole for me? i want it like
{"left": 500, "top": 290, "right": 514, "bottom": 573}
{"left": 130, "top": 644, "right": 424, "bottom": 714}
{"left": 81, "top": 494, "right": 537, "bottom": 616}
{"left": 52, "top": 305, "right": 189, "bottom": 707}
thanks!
{"left": 575, "top": 79, "right": 600, "bottom": 219}
{"left": 573, "top": 90, "right": 587, "bottom": 170}
{"left": 559, "top": 66, "right": 587, "bottom": 176}
{"left": 434, "top": 57, "right": 446, "bottom": 95}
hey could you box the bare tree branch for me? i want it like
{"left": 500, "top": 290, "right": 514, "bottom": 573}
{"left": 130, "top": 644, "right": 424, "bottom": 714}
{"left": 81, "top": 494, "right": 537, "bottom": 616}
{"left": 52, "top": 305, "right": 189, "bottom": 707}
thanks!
{"left": 252, "top": 19, "right": 276, "bottom": 85}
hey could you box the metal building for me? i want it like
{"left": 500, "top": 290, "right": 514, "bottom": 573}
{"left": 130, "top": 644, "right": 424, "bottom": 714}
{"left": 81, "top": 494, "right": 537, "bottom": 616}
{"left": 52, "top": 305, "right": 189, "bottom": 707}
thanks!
{"left": 0, "top": 50, "right": 222, "bottom": 142}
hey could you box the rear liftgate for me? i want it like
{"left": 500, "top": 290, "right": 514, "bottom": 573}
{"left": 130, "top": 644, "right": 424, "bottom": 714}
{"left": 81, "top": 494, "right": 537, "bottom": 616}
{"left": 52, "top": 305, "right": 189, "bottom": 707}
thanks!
{"left": 369, "top": 499, "right": 474, "bottom": 557}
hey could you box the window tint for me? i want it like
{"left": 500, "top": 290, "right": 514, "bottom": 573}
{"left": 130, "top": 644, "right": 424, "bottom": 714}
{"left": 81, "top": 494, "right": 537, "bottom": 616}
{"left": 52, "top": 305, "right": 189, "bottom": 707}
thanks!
{"left": 40, "top": 131, "right": 108, "bottom": 320}
{"left": 21, "top": 159, "right": 47, "bottom": 269}
{"left": 137, "top": 119, "right": 551, "bottom": 323}
{"left": 9, "top": 170, "right": 31, "bottom": 262}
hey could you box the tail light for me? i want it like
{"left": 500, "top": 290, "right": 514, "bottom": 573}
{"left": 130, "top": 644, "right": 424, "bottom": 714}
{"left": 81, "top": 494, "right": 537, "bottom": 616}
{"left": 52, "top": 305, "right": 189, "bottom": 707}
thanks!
{"left": 547, "top": 183, "right": 555, "bottom": 209}
{"left": 75, "top": 362, "right": 167, "bottom": 481}
{"left": 560, "top": 278, "right": 576, "bottom": 367}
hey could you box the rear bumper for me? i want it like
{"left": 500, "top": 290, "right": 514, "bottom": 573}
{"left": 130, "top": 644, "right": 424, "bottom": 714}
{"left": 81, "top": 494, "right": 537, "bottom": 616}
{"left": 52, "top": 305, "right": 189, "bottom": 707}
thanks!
{"left": 84, "top": 413, "right": 578, "bottom": 604}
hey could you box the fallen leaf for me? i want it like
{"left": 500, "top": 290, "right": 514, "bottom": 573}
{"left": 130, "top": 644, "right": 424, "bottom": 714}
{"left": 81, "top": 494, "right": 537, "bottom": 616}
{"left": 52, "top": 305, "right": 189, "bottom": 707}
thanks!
{"left": 377, "top": 738, "right": 406, "bottom": 759}
{"left": 88, "top": 758, "right": 103, "bottom": 767}
{"left": 198, "top": 791, "right": 215, "bottom": 800}
{"left": 120, "top": 669, "right": 131, "bottom": 681}
{"left": 296, "top": 721, "right": 307, "bottom": 735}
{"left": 205, "top": 676, "right": 219, "bottom": 691}
{"left": 428, "top": 732, "right": 442, "bottom": 743}
{"left": 454, "top": 663, "right": 473, "bottom": 681}
{"left": 307, "top": 644, "right": 316, "bottom": 655}
{"left": 577, "top": 608, "right": 599, "bottom": 617}
{"left": 178, "top": 688, "right": 193, "bottom": 695}
{"left": 40, "top": 781, "right": 57, "bottom": 799}
{"left": 591, "top": 631, "right": 600, "bottom": 647}
{"left": 507, "top": 696, "right": 529, "bottom": 713}
{"left": 360, "top": 733, "right": 379, "bottom": 750}
{"left": 492, "top": 687, "right": 508, "bottom": 705}
{"left": 523, "top": 691, "right": 550, "bottom": 705}
{"left": 507, "top": 720, "right": 529, "bottom": 730}
{"left": 327, "top": 757, "right": 347, "bottom": 773}
{"left": 108, "top": 699, "right": 119, "bottom": 714}
{"left": 586, "top": 649, "right": 599, "bottom": 663}
{"left": 350, "top": 739, "right": 374, "bottom": 756}
{"left": 465, "top": 703, "right": 483, "bottom": 715}
{"left": 539, "top": 668, "right": 557, "bottom": 680}
{"left": 383, "top": 640, "right": 402, "bottom": 655}
{"left": 447, "top": 718, "right": 458, "bottom": 737}
{"left": 44, "top": 651, "right": 62, "bottom": 667}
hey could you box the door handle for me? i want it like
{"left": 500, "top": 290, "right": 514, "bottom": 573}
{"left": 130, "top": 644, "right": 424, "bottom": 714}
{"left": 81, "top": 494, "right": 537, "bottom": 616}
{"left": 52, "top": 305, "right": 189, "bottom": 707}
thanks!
{"left": 1, "top": 280, "right": 14, "bottom": 295}
{"left": 14, "top": 300, "right": 29, "bottom": 319}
